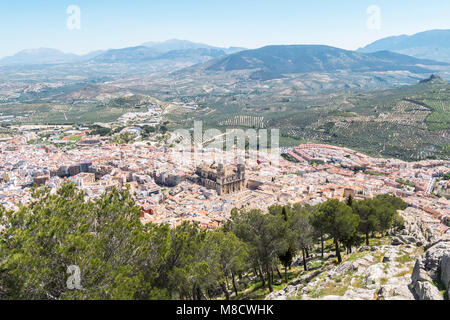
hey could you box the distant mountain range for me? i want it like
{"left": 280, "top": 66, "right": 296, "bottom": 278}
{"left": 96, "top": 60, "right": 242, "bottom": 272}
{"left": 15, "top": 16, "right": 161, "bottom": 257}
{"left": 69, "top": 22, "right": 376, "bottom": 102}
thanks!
{"left": 190, "top": 45, "right": 447, "bottom": 80}
{"left": 358, "top": 29, "right": 450, "bottom": 63}
{"left": 0, "top": 39, "right": 246, "bottom": 66}
{"left": 0, "top": 48, "right": 97, "bottom": 66}
{"left": 89, "top": 46, "right": 161, "bottom": 64}
{"left": 3, "top": 34, "right": 450, "bottom": 75}
{"left": 90, "top": 46, "right": 232, "bottom": 64}
{"left": 141, "top": 39, "right": 245, "bottom": 55}
{"left": 2, "top": 37, "right": 450, "bottom": 92}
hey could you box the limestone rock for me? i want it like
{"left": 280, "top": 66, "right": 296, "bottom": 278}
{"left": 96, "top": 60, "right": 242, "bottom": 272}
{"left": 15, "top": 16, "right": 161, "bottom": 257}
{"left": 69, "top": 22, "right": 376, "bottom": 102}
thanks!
{"left": 378, "top": 284, "right": 416, "bottom": 300}
{"left": 398, "top": 208, "right": 439, "bottom": 247}
{"left": 441, "top": 253, "right": 450, "bottom": 291}
{"left": 343, "top": 287, "right": 376, "bottom": 300}
{"left": 421, "top": 241, "right": 450, "bottom": 280}
{"left": 412, "top": 260, "right": 432, "bottom": 283}
{"left": 413, "top": 281, "right": 444, "bottom": 300}
{"left": 382, "top": 250, "right": 397, "bottom": 263}
{"left": 265, "top": 284, "right": 300, "bottom": 300}
{"left": 411, "top": 240, "right": 450, "bottom": 300}
{"left": 265, "top": 290, "right": 286, "bottom": 300}
{"left": 377, "top": 286, "right": 390, "bottom": 299}
{"left": 359, "top": 246, "right": 370, "bottom": 252}
{"left": 390, "top": 285, "right": 416, "bottom": 300}
{"left": 318, "top": 295, "right": 344, "bottom": 300}
{"left": 284, "top": 285, "right": 298, "bottom": 297}
{"left": 265, "top": 212, "right": 445, "bottom": 301}
{"left": 333, "top": 261, "right": 357, "bottom": 277}
{"left": 364, "top": 263, "right": 386, "bottom": 286}
{"left": 352, "top": 257, "right": 373, "bottom": 271}
{"left": 398, "top": 235, "right": 417, "bottom": 245}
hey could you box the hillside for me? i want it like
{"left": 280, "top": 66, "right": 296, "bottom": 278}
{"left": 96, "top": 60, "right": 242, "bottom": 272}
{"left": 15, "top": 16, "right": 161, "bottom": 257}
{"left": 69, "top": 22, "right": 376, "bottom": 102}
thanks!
{"left": 153, "top": 48, "right": 228, "bottom": 62}
{"left": 0, "top": 40, "right": 245, "bottom": 68}
{"left": 265, "top": 208, "right": 449, "bottom": 301}
{"left": 2, "top": 181, "right": 448, "bottom": 301}
{"left": 198, "top": 45, "right": 445, "bottom": 79}
{"left": 141, "top": 39, "right": 245, "bottom": 54}
{"left": 0, "top": 48, "right": 107, "bottom": 66}
{"left": 265, "top": 74, "right": 450, "bottom": 160}
{"left": 155, "top": 74, "right": 450, "bottom": 161}
{"left": 359, "top": 29, "right": 450, "bottom": 63}
{"left": 0, "top": 48, "right": 81, "bottom": 66}
{"left": 1, "top": 44, "right": 449, "bottom": 161}
{"left": 90, "top": 46, "right": 162, "bottom": 63}
{"left": 89, "top": 46, "right": 235, "bottom": 66}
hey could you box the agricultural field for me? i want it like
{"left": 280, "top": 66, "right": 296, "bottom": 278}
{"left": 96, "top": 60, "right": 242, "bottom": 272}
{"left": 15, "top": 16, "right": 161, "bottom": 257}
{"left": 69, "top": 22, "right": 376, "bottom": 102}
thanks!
{"left": 409, "top": 91, "right": 450, "bottom": 131}
{"left": 0, "top": 102, "right": 142, "bottom": 124}
{"left": 162, "top": 75, "right": 450, "bottom": 161}
{"left": 1, "top": 65, "right": 449, "bottom": 161}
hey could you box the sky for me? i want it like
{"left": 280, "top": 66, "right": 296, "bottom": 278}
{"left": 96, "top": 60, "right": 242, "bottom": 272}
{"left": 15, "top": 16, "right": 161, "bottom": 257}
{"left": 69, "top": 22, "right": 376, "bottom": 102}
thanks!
{"left": 1, "top": 0, "right": 450, "bottom": 58}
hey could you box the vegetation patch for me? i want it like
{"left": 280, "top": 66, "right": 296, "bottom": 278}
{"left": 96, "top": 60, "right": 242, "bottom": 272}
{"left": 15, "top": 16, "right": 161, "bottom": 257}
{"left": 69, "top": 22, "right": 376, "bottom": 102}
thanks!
{"left": 395, "top": 253, "right": 413, "bottom": 264}
{"left": 317, "top": 277, "right": 351, "bottom": 297}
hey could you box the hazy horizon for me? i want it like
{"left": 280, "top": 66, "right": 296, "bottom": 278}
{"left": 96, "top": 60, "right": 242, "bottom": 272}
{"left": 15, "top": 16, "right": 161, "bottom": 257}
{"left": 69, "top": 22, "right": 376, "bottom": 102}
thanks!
{"left": 2, "top": 0, "right": 450, "bottom": 59}
{"left": 1, "top": 29, "right": 449, "bottom": 59}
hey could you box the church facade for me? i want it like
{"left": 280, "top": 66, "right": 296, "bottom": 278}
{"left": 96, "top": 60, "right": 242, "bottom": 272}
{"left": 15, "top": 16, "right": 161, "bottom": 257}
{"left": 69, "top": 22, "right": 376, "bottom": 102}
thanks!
{"left": 192, "top": 163, "right": 246, "bottom": 195}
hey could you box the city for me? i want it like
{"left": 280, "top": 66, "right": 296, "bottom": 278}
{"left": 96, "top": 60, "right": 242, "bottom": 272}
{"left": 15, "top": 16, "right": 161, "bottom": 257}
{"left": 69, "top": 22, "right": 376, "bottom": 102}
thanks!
{"left": 1, "top": 125, "right": 449, "bottom": 234}
{"left": 0, "top": 0, "right": 449, "bottom": 307}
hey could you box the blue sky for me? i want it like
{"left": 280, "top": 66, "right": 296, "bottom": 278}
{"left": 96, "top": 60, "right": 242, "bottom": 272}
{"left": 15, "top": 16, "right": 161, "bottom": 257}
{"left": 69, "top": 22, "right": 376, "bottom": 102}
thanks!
{"left": 1, "top": 0, "right": 450, "bottom": 58}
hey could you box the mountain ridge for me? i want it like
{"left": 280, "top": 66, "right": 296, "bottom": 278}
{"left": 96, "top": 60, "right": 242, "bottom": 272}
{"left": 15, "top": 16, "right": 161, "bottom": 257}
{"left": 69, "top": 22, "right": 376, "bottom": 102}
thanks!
{"left": 358, "top": 29, "right": 450, "bottom": 63}
{"left": 0, "top": 39, "right": 246, "bottom": 66}
{"left": 180, "top": 44, "right": 447, "bottom": 80}
{"left": 141, "top": 39, "right": 246, "bottom": 54}
{"left": 0, "top": 48, "right": 81, "bottom": 66}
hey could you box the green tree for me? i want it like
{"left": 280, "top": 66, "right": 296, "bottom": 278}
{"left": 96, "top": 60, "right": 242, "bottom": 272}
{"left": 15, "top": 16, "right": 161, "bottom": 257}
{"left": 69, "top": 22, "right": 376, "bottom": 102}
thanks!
{"left": 291, "top": 206, "right": 314, "bottom": 271}
{"left": 203, "top": 230, "right": 248, "bottom": 299}
{"left": 353, "top": 199, "right": 379, "bottom": 245}
{"left": 159, "top": 125, "right": 168, "bottom": 134}
{"left": 373, "top": 194, "right": 406, "bottom": 236}
{"left": 318, "top": 199, "right": 360, "bottom": 263}
{"left": 310, "top": 207, "right": 327, "bottom": 258}
{"left": 0, "top": 182, "right": 169, "bottom": 300}
{"left": 346, "top": 195, "right": 354, "bottom": 207}
{"left": 230, "top": 209, "right": 287, "bottom": 293}
{"left": 156, "top": 221, "right": 212, "bottom": 300}
{"left": 341, "top": 232, "right": 364, "bottom": 254}
{"left": 374, "top": 194, "right": 407, "bottom": 211}
{"left": 393, "top": 213, "right": 405, "bottom": 231}
{"left": 270, "top": 205, "right": 297, "bottom": 283}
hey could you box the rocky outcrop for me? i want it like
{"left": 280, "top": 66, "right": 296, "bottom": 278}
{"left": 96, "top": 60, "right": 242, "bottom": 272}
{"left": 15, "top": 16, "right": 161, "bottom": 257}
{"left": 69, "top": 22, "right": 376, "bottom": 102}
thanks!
{"left": 264, "top": 268, "right": 325, "bottom": 300}
{"left": 413, "top": 281, "right": 444, "bottom": 300}
{"left": 265, "top": 209, "right": 447, "bottom": 301}
{"left": 377, "top": 282, "right": 416, "bottom": 300}
{"left": 265, "top": 284, "right": 298, "bottom": 300}
{"left": 441, "top": 253, "right": 450, "bottom": 292}
{"left": 266, "top": 244, "right": 422, "bottom": 300}
{"left": 417, "top": 241, "right": 449, "bottom": 279}
{"left": 411, "top": 239, "right": 450, "bottom": 300}
{"left": 392, "top": 208, "right": 439, "bottom": 247}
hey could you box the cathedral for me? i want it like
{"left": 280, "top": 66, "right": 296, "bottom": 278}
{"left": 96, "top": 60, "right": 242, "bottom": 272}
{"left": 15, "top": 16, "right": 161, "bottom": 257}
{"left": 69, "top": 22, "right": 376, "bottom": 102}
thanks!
{"left": 192, "top": 162, "right": 246, "bottom": 195}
